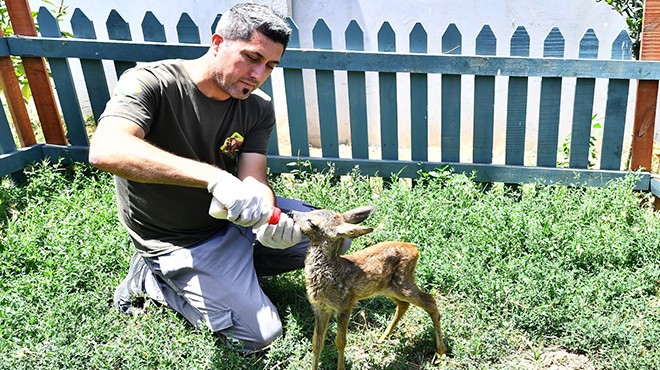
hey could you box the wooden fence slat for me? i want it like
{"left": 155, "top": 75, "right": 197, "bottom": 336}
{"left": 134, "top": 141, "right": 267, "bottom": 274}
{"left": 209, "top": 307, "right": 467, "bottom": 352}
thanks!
{"left": 600, "top": 31, "right": 632, "bottom": 170}
{"left": 473, "top": 25, "right": 496, "bottom": 164}
{"left": 601, "top": 79, "right": 630, "bottom": 170}
{"left": 0, "top": 30, "right": 35, "bottom": 147}
{"left": 536, "top": 28, "right": 564, "bottom": 167}
{"left": 6, "top": 0, "right": 67, "bottom": 145}
{"left": 378, "top": 22, "right": 398, "bottom": 160}
{"left": 283, "top": 18, "right": 309, "bottom": 157}
{"left": 568, "top": 29, "right": 598, "bottom": 169}
{"left": 260, "top": 77, "right": 279, "bottom": 156}
{"left": 631, "top": 80, "right": 659, "bottom": 171}
{"left": 37, "top": 7, "right": 88, "bottom": 146}
{"left": 177, "top": 13, "right": 201, "bottom": 44}
{"left": 71, "top": 8, "right": 111, "bottom": 124}
{"left": 142, "top": 11, "right": 166, "bottom": 42}
{"left": 441, "top": 24, "right": 462, "bottom": 162}
{"left": 536, "top": 79, "right": 562, "bottom": 167}
{"left": 106, "top": 10, "right": 137, "bottom": 78}
{"left": 313, "top": 19, "right": 339, "bottom": 158}
{"left": 410, "top": 22, "right": 428, "bottom": 162}
{"left": 631, "top": 0, "right": 660, "bottom": 171}
{"left": 211, "top": 14, "right": 222, "bottom": 35}
{"left": 0, "top": 97, "right": 17, "bottom": 153}
{"left": 345, "top": 21, "right": 369, "bottom": 159}
{"left": 505, "top": 26, "right": 530, "bottom": 166}
{"left": 0, "top": 106, "right": 25, "bottom": 195}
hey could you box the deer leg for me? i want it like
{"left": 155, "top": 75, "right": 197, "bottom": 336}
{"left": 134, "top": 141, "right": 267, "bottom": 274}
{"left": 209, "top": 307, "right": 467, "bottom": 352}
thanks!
{"left": 335, "top": 310, "right": 352, "bottom": 370}
{"left": 394, "top": 287, "right": 447, "bottom": 355}
{"left": 413, "top": 290, "right": 447, "bottom": 355}
{"left": 312, "top": 308, "right": 332, "bottom": 370}
{"left": 378, "top": 298, "right": 409, "bottom": 343}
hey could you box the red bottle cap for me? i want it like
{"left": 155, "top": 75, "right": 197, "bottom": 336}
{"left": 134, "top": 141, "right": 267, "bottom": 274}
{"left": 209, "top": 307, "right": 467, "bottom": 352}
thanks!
{"left": 268, "top": 207, "right": 281, "bottom": 224}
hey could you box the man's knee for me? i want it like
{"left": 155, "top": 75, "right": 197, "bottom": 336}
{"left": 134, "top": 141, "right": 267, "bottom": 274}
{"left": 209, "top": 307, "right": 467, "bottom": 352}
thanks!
{"left": 212, "top": 304, "right": 283, "bottom": 352}
{"left": 250, "top": 304, "right": 284, "bottom": 349}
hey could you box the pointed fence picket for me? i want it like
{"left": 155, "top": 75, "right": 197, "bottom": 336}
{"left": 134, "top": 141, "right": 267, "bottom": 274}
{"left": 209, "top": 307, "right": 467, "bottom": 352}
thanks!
{"left": 378, "top": 22, "right": 398, "bottom": 161}
{"left": 1, "top": 7, "right": 660, "bottom": 196}
{"left": 106, "top": 10, "right": 137, "bottom": 78}
{"left": 71, "top": 9, "right": 111, "bottom": 123}
{"left": 473, "top": 25, "right": 497, "bottom": 165}
{"left": 36, "top": 8, "right": 87, "bottom": 147}
{"left": 283, "top": 19, "right": 309, "bottom": 158}
{"left": 345, "top": 20, "right": 369, "bottom": 160}
{"left": 505, "top": 26, "right": 530, "bottom": 166}
{"left": 313, "top": 19, "right": 339, "bottom": 158}
{"left": 409, "top": 22, "right": 428, "bottom": 163}
{"left": 537, "top": 28, "right": 565, "bottom": 168}
{"left": 601, "top": 31, "right": 633, "bottom": 170}
{"left": 568, "top": 29, "right": 598, "bottom": 169}
{"left": 176, "top": 13, "right": 201, "bottom": 44}
{"left": 441, "top": 24, "right": 462, "bottom": 163}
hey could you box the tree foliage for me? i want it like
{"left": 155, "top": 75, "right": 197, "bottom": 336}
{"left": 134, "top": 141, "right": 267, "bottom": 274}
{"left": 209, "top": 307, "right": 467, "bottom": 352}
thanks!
{"left": 597, "top": 0, "right": 645, "bottom": 58}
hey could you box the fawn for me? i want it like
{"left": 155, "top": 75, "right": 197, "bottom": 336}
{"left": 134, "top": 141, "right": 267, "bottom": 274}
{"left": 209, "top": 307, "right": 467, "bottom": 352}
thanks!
{"left": 289, "top": 205, "right": 446, "bottom": 370}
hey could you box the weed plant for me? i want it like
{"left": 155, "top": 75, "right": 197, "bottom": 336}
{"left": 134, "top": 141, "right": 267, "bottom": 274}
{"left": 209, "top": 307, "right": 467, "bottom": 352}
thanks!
{"left": 1, "top": 162, "right": 659, "bottom": 369}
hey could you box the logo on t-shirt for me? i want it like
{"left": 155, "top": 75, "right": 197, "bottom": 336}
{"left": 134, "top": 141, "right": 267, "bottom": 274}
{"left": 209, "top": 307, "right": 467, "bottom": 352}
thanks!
{"left": 113, "top": 78, "right": 142, "bottom": 101}
{"left": 221, "top": 132, "right": 244, "bottom": 159}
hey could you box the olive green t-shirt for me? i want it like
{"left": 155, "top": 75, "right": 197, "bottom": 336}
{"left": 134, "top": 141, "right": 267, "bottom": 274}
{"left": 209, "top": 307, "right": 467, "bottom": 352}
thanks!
{"left": 99, "top": 59, "right": 275, "bottom": 257}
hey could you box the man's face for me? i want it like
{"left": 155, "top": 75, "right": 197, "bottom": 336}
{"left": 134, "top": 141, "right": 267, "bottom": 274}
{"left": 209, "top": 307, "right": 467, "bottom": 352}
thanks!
{"left": 211, "top": 31, "right": 284, "bottom": 100}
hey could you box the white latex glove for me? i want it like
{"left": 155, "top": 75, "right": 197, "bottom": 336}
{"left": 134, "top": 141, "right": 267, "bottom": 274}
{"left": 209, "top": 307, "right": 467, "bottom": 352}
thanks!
{"left": 255, "top": 212, "right": 302, "bottom": 249}
{"left": 207, "top": 172, "right": 271, "bottom": 227}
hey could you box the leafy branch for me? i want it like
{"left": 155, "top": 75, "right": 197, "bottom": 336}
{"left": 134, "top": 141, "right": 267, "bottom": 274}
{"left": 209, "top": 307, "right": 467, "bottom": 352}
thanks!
{"left": 596, "top": 0, "right": 645, "bottom": 58}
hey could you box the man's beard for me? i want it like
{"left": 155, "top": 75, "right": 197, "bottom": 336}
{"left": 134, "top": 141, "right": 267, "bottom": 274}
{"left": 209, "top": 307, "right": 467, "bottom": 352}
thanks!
{"left": 213, "top": 71, "right": 255, "bottom": 100}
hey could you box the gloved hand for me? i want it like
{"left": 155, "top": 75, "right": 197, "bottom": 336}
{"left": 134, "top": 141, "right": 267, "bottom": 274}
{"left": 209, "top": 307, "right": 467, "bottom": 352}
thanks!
{"left": 207, "top": 171, "right": 271, "bottom": 227}
{"left": 255, "top": 212, "right": 302, "bottom": 249}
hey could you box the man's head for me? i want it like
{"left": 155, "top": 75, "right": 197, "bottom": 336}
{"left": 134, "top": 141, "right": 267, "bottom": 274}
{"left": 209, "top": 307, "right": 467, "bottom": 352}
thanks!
{"left": 207, "top": 3, "right": 292, "bottom": 100}
{"left": 215, "top": 3, "right": 291, "bottom": 51}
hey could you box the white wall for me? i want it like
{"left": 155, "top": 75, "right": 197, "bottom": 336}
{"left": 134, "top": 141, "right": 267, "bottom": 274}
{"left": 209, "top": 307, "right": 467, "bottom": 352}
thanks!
{"left": 30, "top": 0, "right": 290, "bottom": 41}
{"left": 28, "top": 0, "right": 633, "bottom": 165}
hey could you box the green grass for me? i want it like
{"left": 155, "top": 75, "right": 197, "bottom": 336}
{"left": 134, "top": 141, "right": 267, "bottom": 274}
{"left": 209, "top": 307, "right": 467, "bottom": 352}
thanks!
{"left": 1, "top": 162, "right": 659, "bottom": 369}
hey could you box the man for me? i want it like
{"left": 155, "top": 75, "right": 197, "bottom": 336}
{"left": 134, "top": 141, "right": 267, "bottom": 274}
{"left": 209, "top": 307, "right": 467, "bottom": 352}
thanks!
{"left": 89, "top": 3, "right": 311, "bottom": 352}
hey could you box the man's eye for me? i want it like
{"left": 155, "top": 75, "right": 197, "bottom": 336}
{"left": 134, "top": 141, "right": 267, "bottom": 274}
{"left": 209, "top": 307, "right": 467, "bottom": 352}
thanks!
{"left": 245, "top": 54, "right": 258, "bottom": 62}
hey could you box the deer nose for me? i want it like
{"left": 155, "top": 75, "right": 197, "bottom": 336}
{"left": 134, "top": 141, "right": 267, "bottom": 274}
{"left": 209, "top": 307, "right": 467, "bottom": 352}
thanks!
{"left": 287, "top": 210, "right": 300, "bottom": 221}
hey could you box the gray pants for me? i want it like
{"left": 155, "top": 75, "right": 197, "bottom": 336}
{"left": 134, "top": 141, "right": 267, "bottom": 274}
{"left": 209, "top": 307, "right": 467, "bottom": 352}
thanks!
{"left": 139, "top": 198, "right": 317, "bottom": 352}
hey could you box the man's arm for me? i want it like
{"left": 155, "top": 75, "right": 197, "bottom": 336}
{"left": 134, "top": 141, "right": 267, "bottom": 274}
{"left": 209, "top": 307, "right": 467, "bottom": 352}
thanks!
{"left": 237, "top": 152, "right": 276, "bottom": 207}
{"left": 89, "top": 116, "right": 222, "bottom": 188}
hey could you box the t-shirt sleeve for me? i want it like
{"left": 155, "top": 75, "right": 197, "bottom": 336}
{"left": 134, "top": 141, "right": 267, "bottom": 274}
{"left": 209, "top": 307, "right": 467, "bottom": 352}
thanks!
{"left": 99, "top": 68, "right": 160, "bottom": 135}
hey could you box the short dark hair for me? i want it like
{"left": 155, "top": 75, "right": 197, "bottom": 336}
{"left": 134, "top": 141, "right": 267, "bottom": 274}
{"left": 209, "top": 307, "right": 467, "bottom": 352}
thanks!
{"left": 215, "top": 3, "right": 291, "bottom": 50}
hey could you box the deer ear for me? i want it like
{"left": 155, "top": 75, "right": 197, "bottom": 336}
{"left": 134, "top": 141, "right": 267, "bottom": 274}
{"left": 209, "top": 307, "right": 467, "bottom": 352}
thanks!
{"left": 342, "top": 205, "right": 376, "bottom": 224}
{"left": 335, "top": 224, "right": 373, "bottom": 239}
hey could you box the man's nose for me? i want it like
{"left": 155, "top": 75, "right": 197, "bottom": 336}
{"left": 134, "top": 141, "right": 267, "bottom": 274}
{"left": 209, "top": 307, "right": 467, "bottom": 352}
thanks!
{"left": 250, "top": 63, "right": 270, "bottom": 83}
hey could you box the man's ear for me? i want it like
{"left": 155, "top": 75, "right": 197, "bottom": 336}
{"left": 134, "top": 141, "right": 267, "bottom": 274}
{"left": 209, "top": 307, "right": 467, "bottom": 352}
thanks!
{"left": 210, "top": 33, "right": 224, "bottom": 49}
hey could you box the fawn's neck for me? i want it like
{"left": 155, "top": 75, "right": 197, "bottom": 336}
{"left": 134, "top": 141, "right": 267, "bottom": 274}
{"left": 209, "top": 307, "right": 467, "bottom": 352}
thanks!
{"left": 304, "top": 239, "right": 344, "bottom": 282}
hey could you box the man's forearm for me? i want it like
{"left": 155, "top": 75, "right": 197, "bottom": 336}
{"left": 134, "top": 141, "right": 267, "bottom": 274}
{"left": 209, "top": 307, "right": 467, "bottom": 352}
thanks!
{"left": 89, "top": 120, "right": 222, "bottom": 188}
